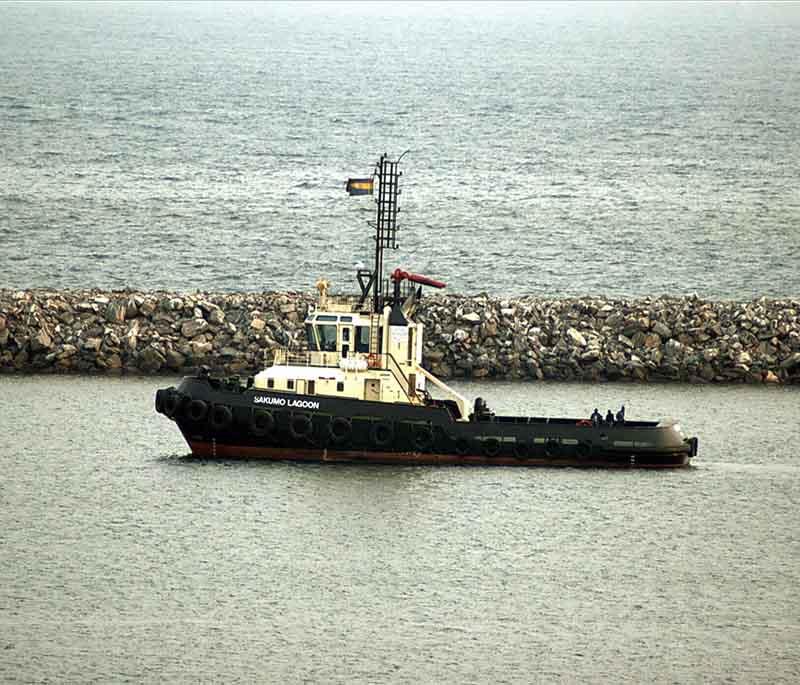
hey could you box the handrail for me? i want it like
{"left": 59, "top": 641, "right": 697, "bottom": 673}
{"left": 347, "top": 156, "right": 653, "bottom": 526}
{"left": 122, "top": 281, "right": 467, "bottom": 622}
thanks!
{"left": 319, "top": 294, "right": 364, "bottom": 308}
{"left": 271, "top": 348, "right": 421, "bottom": 405}
{"left": 413, "top": 364, "right": 469, "bottom": 421}
{"left": 272, "top": 349, "right": 341, "bottom": 368}
{"left": 382, "top": 352, "right": 421, "bottom": 405}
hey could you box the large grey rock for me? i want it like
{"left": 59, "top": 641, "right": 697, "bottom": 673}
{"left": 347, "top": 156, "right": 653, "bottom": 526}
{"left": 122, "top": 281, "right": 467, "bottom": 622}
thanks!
{"left": 125, "top": 321, "right": 139, "bottom": 352}
{"left": 181, "top": 319, "right": 209, "bottom": 338}
{"left": 139, "top": 346, "right": 166, "bottom": 372}
{"left": 30, "top": 328, "right": 53, "bottom": 353}
{"left": 83, "top": 337, "right": 102, "bottom": 352}
{"left": 780, "top": 352, "right": 800, "bottom": 370}
{"left": 665, "top": 339, "right": 684, "bottom": 358}
{"left": 566, "top": 327, "right": 587, "bottom": 348}
{"left": 208, "top": 307, "right": 225, "bottom": 325}
{"left": 580, "top": 348, "right": 601, "bottom": 362}
{"left": 424, "top": 350, "right": 446, "bottom": 364}
{"left": 138, "top": 300, "right": 157, "bottom": 317}
{"left": 105, "top": 302, "right": 126, "bottom": 324}
{"left": 106, "top": 353, "right": 122, "bottom": 369}
{"left": 643, "top": 333, "right": 661, "bottom": 349}
{"left": 125, "top": 297, "right": 140, "bottom": 319}
{"left": 652, "top": 321, "right": 672, "bottom": 338}
{"left": 191, "top": 340, "right": 214, "bottom": 357}
{"left": 165, "top": 349, "right": 185, "bottom": 370}
{"left": 58, "top": 344, "right": 78, "bottom": 359}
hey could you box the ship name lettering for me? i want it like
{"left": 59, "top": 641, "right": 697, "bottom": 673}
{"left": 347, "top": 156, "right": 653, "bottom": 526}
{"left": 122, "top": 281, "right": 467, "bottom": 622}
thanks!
{"left": 253, "top": 396, "right": 320, "bottom": 411}
{"left": 288, "top": 399, "right": 320, "bottom": 410}
{"left": 253, "top": 395, "right": 286, "bottom": 407}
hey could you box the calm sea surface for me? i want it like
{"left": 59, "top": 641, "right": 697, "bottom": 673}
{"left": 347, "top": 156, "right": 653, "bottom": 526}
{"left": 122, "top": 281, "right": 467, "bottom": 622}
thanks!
{"left": 2, "top": 3, "right": 799, "bottom": 682}
{"left": 1, "top": 1, "right": 799, "bottom": 299}
{"left": 1, "top": 375, "right": 799, "bottom": 683}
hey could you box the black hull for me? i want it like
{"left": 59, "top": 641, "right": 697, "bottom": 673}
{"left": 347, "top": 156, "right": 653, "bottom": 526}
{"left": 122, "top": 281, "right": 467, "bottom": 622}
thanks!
{"left": 156, "top": 377, "right": 697, "bottom": 469}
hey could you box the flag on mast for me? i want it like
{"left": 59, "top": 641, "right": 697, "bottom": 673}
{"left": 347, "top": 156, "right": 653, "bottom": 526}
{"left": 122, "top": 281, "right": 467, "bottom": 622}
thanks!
{"left": 346, "top": 178, "right": 374, "bottom": 196}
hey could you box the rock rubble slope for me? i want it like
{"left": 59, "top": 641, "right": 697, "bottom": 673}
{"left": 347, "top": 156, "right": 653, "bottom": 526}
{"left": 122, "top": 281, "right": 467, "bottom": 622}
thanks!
{"left": 1, "top": 289, "right": 799, "bottom": 384}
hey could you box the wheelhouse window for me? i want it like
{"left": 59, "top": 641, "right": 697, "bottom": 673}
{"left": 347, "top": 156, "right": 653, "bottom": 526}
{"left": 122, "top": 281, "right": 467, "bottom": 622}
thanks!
{"left": 337, "top": 382, "right": 344, "bottom": 392}
{"left": 355, "top": 326, "right": 370, "bottom": 353}
{"left": 287, "top": 379, "right": 295, "bottom": 390}
{"left": 316, "top": 325, "right": 337, "bottom": 351}
{"left": 305, "top": 323, "right": 319, "bottom": 351}
{"left": 267, "top": 378, "right": 274, "bottom": 389}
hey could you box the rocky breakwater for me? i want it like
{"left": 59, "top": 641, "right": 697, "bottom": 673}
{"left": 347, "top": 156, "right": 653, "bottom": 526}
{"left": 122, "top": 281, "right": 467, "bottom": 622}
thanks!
{"left": 0, "top": 289, "right": 313, "bottom": 376}
{"left": 419, "top": 294, "right": 800, "bottom": 384}
{"left": 1, "top": 289, "right": 799, "bottom": 384}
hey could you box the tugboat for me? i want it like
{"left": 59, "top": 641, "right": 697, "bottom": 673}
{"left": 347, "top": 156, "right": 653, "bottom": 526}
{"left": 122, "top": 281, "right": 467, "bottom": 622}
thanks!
{"left": 155, "top": 153, "right": 698, "bottom": 468}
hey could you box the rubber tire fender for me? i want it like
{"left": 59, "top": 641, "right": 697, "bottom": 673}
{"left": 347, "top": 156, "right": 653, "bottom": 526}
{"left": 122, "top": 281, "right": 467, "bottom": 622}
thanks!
{"left": 370, "top": 421, "right": 394, "bottom": 448}
{"left": 413, "top": 425, "right": 434, "bottom": 451}
{"left": 513, "top": 440, "right": 531, "bottom": 460}
{"left": 454, "top": 437, "right": 471, "bottom": 456}
{"left": 328, "top": 416, "right": 352, "bottom": 444}
{"left": 249, "top": 409, "right": 275, "bottom": 437}
{"left": 162, "top": 389, "right": 181, "bottom": 418}
{"left": 186, "top": 399, "right": 208, "bottom": 423}
{"left": 545, "top": 439, "right": 561, "bottom": 458}
{"left": 483, "top": 437, "right": 502, "bottom": 458}
{"left": 155, "top": 389, "right": 166, "bottom": 415}
{"left": 289, "top": 413, "right": 314, "bottom": 440}
{"left": 210, "top": 404, "right": 233, "bottom": 431}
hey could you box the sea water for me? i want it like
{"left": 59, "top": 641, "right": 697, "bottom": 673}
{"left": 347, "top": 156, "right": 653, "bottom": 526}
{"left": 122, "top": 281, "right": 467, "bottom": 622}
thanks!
{"left": 1, "top": 2, "right": 799, "bottom": 299}
{"left": 1, "top": 375, "right": 798, "bottom": 683}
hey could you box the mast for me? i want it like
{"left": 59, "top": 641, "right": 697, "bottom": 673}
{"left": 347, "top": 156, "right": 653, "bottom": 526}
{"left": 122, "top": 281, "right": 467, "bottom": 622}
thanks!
{"left": 355, "top": 152, "right": 407, "bottom": 312}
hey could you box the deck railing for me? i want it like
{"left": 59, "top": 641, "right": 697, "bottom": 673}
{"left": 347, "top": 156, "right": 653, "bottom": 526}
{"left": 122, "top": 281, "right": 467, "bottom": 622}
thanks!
{"left": 271, "top": 348, "right": 421, "bottom": 404}
{"left": 272, "top": 349, "right": 342, "bottom": 368}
